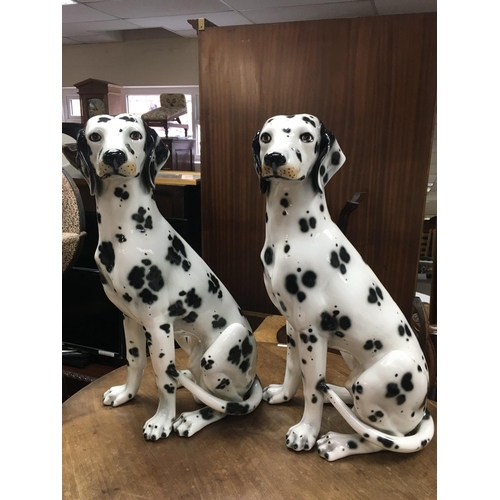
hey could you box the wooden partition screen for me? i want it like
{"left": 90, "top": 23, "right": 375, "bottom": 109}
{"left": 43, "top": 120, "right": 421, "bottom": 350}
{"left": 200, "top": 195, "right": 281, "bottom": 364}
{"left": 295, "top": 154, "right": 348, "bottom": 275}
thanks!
{"left": 198, "top": 13, "right": 436, "bottom": 319}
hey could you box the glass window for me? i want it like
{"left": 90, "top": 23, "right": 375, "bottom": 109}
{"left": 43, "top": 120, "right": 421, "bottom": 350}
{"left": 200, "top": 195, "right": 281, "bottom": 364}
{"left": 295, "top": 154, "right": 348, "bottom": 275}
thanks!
{"left": 70, "top": 98, "right": 81, "bottom": 117}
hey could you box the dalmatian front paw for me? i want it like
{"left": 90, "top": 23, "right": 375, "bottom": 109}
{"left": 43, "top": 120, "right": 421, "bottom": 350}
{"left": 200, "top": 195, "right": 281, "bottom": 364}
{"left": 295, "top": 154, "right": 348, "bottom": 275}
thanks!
{"left": 262, "top": 384, "right": 292, "bottom": 404}
{"left": 143, "top": 413, "right": 175, "bottom": 441}
{"left": 316, "top": 432, "right": 352, "bottom": 461}
{"left": 317, "top": 432, "right": 380, "bottom": 461}
{"left": 286, "top": 422, "right": 318, "bottom": 451}
{"left": 173, "top": 407, "right": 225, "bottom": 437}
{"left": 102, "top": 385, "right": 135, "bottom": 407}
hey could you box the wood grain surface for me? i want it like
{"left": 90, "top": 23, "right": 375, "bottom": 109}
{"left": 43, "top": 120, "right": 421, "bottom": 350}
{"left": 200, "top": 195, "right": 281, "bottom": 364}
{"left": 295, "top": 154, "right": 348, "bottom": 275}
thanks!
{"left": 198, "top": 13, "right": 437, "bottom": 319}
{"left": 63, "top": 320, "right": 437, "bottom": 499}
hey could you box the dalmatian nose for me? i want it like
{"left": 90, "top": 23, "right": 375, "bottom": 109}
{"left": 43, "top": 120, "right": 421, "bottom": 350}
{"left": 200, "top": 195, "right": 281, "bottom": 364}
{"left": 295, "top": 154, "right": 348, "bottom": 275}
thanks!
{"left": 103, "top": 149, "right": 127, "bottom": 170}
{"left": 264, "top": 152, "right": 287, "bottom": 170}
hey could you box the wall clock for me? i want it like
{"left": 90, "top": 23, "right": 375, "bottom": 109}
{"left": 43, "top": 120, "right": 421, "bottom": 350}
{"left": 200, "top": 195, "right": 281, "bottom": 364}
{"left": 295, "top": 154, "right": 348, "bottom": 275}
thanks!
{"left": 74, "top": 78, "right": 124, "bottom": 124}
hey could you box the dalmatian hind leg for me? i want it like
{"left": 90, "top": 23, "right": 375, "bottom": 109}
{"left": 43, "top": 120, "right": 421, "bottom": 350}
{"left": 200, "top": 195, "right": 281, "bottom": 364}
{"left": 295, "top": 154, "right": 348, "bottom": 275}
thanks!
{"left": 173, "top": 323, "right": 263, "bottom": 437}
{"left": 317, "top": 350, "right": 435, "bottom": 462}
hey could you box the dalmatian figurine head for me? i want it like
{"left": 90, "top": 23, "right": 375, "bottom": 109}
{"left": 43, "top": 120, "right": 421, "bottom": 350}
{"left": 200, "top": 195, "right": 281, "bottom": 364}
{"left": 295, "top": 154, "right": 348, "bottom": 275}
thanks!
{"left": 252, "top": 114, "right": 346, "bottom": 194}
{"left": 63, "top": 113, "right": 169, "bottom": 196}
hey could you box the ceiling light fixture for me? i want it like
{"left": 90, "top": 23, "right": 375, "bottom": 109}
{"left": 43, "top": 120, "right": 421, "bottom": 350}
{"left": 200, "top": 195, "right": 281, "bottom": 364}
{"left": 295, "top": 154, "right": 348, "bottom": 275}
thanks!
{"left": 62, "top": 0, "right": 77, "bottom": 5}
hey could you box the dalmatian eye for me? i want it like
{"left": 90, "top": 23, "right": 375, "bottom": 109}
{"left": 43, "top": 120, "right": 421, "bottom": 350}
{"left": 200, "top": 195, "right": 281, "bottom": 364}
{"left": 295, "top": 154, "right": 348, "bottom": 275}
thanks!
{"left": 89, "top": 132, "right": 101, "bottom": 142}
{"left": 261, "top": 133, "right": 272, "bottom": 144}
{"left": 300, "top": 133, "right": 314, "bottom": 143}
{"left": 130, "top": 131, "right": 143, "bottom": 140}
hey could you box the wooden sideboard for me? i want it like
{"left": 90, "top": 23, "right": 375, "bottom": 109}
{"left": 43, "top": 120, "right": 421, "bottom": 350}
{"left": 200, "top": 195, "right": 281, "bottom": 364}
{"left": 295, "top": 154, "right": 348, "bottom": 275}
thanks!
{"left": 161, "top": 138, "right": 196, "bottom": 171}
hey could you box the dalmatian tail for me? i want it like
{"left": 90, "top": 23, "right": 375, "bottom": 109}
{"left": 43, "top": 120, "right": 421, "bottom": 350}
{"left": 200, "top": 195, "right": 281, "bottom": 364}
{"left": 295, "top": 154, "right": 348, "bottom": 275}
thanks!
{"left": 176, "top": 372, "right": 263, "bottom": 416}
{"left": 320, "top": 383, "right": 434, "bottom": 453}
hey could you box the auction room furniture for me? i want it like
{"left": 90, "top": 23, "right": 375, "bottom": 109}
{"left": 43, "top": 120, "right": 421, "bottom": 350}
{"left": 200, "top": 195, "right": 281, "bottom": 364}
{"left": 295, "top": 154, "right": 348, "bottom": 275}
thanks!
{"left": 62, "top": 170, "right": 86, "bottom": 275}
{"left": 142, "top": 93, "right": 189, "bottom": 137}
{"left": 63, "top": 316, "right": 437, "bottom": 500}
{"left": 161, "top": 138, "right": 196, "bottom": 171}
{"left": 74, "top": 78, "right": 124, "bottom": 124}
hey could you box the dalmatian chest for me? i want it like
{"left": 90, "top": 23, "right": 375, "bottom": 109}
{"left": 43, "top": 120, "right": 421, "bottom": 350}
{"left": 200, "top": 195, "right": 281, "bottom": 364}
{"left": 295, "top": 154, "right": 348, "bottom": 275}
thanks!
{"left": 261, "top": 181, "right": 349, "bottom": 309}
{"left": 94, "top": 193, "right": 244, "bottom": 335}
{"left": 261, "top": 181, "right": 423, "bottom": 361}
{"left": 93, "top": 197, "right": 177, "bottom": 306}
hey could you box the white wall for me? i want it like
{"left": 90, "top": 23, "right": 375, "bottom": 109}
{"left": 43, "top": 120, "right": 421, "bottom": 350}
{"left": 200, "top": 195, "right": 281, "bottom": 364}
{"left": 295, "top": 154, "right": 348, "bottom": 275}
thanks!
{"left": 62, "top": 37, "right": 199, "bottom": 87}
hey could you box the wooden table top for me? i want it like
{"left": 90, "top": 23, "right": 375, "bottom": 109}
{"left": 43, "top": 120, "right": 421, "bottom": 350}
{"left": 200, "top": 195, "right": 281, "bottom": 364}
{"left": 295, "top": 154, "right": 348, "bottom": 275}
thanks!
{"left": 156, "top": 171, "right": 200, "bottom": 186}
{"left": 63, "top": 316, "right": 437, "bottom": 500}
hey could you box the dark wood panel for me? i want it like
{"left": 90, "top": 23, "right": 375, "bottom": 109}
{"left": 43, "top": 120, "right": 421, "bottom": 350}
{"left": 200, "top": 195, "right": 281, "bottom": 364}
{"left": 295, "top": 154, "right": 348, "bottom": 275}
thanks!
{"left": 161, "top": 138, "right": 196, "bottom": 171}
{"left": 199, "top": 14, "right": 436, "bottom": 318}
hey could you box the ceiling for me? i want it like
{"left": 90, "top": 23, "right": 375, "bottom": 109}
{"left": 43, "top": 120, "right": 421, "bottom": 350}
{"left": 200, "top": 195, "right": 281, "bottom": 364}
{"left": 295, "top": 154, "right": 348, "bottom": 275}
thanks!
{"left": 62, "top": 0, "right": 437, "bottom": 43}
{"left": 62, "top": 0, "right": 437, "bottom": 217}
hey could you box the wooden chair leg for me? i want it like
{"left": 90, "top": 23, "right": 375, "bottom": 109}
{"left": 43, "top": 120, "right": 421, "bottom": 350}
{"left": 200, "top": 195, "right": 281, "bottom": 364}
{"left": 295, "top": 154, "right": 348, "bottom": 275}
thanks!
{"left": 411, "top": 296, "right": 437, "bottom": 400}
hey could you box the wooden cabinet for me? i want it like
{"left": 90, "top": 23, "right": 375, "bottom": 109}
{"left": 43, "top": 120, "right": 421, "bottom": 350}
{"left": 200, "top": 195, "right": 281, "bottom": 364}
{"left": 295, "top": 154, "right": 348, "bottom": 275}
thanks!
{"left": 161, "top": 138, "right": 196, "bottom": 171}
{"left": 154, "top": 180, "right": 202, "bottom": 255}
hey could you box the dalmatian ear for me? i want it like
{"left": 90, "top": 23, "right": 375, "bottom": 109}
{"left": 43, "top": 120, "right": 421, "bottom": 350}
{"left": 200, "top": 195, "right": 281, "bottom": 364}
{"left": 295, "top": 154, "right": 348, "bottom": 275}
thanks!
{"left": 62, "top": 130, "right": 99, "bottom": 196}
{"left": 141, "top": 122, "right": 170, "bottom": 193}
{"left": 311, "top": 125, "right": 346, "bottom": 194}
{"left": 252, "top": 130, "right": 269, "bottom": 194}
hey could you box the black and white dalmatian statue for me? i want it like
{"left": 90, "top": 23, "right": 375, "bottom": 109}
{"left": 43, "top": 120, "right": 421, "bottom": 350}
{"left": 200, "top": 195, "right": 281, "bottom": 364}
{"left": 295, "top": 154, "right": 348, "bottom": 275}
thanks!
{"left": 63, "top": 113, "right": 261, "bottom": 441}
{"left": 252, "top": 114, "right": 434, "bottom": 461}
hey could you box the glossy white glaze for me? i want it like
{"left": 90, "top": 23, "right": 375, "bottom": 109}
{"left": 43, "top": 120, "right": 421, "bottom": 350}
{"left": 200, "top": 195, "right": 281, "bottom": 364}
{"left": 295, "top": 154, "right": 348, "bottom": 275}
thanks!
{"left": 63, "top": 114, "right": 261, "bottom": 441}
{"left": 253, "top": 114, "right": 434, "bottom": 461}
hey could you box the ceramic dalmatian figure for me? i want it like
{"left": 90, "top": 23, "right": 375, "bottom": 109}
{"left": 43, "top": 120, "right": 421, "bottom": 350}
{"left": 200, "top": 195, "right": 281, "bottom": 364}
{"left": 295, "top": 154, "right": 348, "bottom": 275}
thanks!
{"left": 63, "top": 113, "right": 261, "bottom": 441}
{"left": 252, "top": 114, "right": 434, "bottom": 461}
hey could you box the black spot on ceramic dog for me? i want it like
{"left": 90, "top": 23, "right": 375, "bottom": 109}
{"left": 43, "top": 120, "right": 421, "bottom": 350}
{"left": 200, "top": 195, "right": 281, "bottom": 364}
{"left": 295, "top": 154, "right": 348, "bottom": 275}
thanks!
{"left": 98, "top": 241, "right": 115, "bottom": 272}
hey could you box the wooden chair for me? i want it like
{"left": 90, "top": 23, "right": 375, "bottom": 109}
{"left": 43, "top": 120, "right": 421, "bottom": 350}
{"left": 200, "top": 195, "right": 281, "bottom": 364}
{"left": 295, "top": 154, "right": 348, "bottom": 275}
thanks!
{"left": 418, "top": 226, "right": 436, "bottom": 279}
{"left": 411, "top": 296, "right": 437, "bottom": 401}
{"left": 337, "top": 192, "right": 366, "bottom": 235}
{"left": 141, "top": 93, "right": 189, "bottom": 137}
